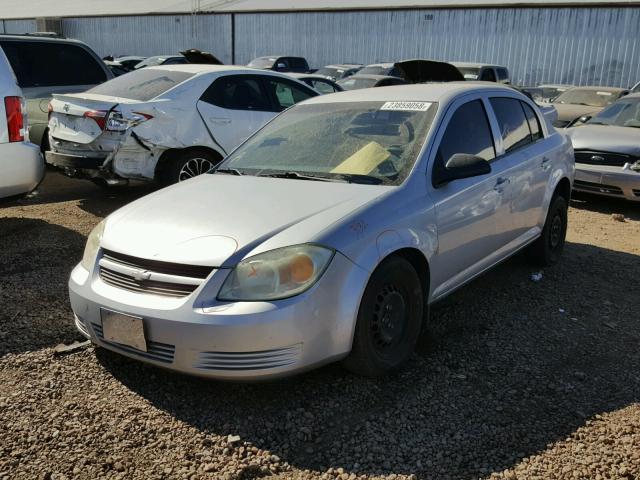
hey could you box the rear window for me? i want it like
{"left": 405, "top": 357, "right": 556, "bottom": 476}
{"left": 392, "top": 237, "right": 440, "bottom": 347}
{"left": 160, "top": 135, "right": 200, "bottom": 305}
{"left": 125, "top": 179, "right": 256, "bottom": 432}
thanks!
{"left": 87, "top": 69, "right": 194, "bottom": 101}
{"left": 0, "top": 40, "right": 108, "bottom": 88}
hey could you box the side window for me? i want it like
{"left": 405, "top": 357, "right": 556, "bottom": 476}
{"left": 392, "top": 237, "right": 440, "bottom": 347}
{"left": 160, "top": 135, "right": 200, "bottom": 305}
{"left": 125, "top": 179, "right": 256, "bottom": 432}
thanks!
{"left": 436, "top": 99, "right": 496, "bottom": 168}
{"left": 311, "top": 80, "right": 337, "bottom": 94}
{"left": 200, "top": 76, "right": 271, "bottom": 111}
{"left": 265, "top": 78, "right": 315, "bottom": 111}
{"left": 489, "top": 97, "right": 532, "bottom": 153}
{"left": 480, "top": 68, "right": 497, "bottom": 82}
{"left": 274, "top": 59, "right": 289, "bottom": 71}
{"left": 497, "top": 68, "right": 509, "bottom": 81}
{"left": 0, "top": 40, "right": 107, "bottom": 87}
{"left": 521, "top": 101, "right": 543, "bottom": 141}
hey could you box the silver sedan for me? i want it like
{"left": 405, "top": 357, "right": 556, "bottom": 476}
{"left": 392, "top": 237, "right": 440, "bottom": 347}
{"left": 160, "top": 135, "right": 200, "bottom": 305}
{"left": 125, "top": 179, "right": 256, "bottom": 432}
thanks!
{"left": 69, "top": 83, "right": 574, "bottom": 379}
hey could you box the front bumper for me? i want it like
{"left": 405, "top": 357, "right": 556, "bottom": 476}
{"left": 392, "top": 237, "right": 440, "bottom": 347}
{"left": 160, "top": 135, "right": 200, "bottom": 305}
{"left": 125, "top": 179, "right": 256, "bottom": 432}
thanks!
{"left": 69, "top": 252, "right": 369, "bottom": 380}
{"left": 574, "top": 163, "right": 640, "bottom": 202}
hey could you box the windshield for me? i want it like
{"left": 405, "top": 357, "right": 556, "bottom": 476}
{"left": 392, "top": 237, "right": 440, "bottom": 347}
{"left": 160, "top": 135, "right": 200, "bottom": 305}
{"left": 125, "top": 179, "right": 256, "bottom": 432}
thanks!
{"left": 359, "top": 66, "right": 388, "bottom": 76}
{"left": 338, "top": 77, "right": 378, "bottom": 90}
{"left": 456, "top": 67, "right": 480, "bottom": 80}
{"left": 87, "top": 69, "right": 194, "bottom": 101}
{"left": 216, "top": 101, "right": 438, "bottom": 185}
{"left": 248, "top": 57, "right": 276, "bottom": 68}
{"left": 553, "top": 89, "right": 619, "bottom": 107}
{"left": 315, "top": 67, "right": 342, "bottom": 79}
{"left": 587, "top": 99, "right": 640, "bottom": 128}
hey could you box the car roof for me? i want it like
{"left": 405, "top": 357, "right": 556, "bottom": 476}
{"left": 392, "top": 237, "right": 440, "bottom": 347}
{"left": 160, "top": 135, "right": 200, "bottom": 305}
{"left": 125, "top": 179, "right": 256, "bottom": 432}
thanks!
{"left": 323, "top": 64, "right": 362, "bottom": 69}
{"left": 451, "top": 61, "right": 506, "bottom": 69}
{"left": 342, "top": 74, "right": 398, "bottom": 81}
{"left": 303, "top": 82, "right": 518, "bottom": 105}
{"left": 363, "top": 63, "right": 394, "bottom": 68}
{"left": 538, "top": 84, "right": 573, "bottom": 88}
{"left": 0, "top": 34, "right": 90, "bottom": 46}
{"left": 565, "top": 86, "right": 627, "bottom": 92}
{"left": 287, "top": 73, "right": 332, "bottom": 80}
{"left": 147, "top": 64, "right": 314, "bottom": 81}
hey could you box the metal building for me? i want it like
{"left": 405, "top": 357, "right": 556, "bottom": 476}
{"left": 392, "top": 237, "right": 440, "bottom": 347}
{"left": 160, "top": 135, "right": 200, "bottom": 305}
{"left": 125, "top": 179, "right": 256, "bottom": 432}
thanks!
{"left": 1, "top": 0, "right": 639, "bottom": 87}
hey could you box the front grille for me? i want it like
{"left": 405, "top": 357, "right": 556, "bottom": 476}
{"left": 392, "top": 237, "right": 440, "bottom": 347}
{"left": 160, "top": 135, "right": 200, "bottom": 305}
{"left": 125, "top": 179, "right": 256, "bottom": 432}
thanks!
{"left": 574, "top": 179, "right": 624, "bottom": 195}
{"left": 91, "top": 322, "right": 175, "bottom": 363}
{"left": 99, "top": 249, "right": 214, "bottom": 298}
{"left": 574, "top": 150, "right": 636, "bottom": 167}
{"left": 194, "top": 344, "right": 303, "bottom": 371}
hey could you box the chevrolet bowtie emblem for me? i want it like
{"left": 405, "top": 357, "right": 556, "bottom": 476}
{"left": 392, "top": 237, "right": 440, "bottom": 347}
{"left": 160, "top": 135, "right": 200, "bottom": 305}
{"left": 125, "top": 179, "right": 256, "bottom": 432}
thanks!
{"left": 63, "top": 103, "right": 70, "bottom": 113}
{"left": 133, "top": 270, "right": 151, "bottom": 281}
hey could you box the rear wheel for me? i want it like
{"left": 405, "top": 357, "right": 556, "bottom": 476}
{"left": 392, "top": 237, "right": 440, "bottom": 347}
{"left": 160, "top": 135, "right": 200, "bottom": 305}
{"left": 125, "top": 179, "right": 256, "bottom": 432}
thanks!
{"left": 160, "top": 149, "right": 222, "bottom": 185}
{"left": 526, "top": 195, "right": 568, "bottom": 266}
{"left": 343, "top": 256, "right": 424, "bottom": 377}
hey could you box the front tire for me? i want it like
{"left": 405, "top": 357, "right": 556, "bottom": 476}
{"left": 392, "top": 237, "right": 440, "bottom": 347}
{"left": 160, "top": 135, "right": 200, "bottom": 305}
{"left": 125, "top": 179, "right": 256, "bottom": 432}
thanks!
{"left": 343, "top": 256, "right": 424, "bottom": 377}
{"left": 161, "top": 149, "right": 222, "bottom": 185}
{"left": 526, "top": 195, "right": 568, "bottom": 266}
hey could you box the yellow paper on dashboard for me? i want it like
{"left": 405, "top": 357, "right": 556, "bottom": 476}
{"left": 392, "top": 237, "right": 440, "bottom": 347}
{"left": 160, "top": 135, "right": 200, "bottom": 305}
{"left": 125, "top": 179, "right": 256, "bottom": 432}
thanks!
{"left": 331, "top": 142, "right": 390, "bottom": 175}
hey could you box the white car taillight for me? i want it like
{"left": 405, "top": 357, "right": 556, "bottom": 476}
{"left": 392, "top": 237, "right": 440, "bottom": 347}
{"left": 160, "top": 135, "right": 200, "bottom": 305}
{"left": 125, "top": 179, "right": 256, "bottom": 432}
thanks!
{"left": 4, "top": 96, "right": 25, "bottom": 142}
{"left": 105, "top": 111, "right": 153, "bottom": 132}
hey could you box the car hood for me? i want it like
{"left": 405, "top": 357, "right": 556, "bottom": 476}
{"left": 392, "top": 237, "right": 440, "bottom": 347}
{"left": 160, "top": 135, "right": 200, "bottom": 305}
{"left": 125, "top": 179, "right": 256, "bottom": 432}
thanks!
{"left": 567, "top": 124, "right": 640, "bottom": 156}
{"left": 101, "top": 174, "right": 393, "bottom": 267}
{"left": 394, "top": 59, "right": 465, "bottom": 83}
{"left": 553, "top": 103, "right": 602, "bottom": 122}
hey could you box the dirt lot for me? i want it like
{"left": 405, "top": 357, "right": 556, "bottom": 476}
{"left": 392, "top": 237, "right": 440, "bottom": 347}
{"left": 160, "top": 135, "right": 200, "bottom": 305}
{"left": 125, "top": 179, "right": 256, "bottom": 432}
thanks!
{"left": 1, "top": 172, "right": 639, "bottom": 480}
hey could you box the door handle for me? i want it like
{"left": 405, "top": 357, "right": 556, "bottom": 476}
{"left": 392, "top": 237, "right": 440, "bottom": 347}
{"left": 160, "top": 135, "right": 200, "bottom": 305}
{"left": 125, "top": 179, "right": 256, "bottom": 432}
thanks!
{"left": 541, "top": 157, "right": 551, "bottom": 170}
{"left": 493, "top": 177, "right": 510, "bottom": 192}
{"left": 209, "top": 117, "right": 231, "bottom": 125}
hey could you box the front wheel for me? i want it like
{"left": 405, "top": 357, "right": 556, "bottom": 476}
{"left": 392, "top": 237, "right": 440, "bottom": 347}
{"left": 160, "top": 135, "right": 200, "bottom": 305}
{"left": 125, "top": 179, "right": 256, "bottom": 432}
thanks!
{"left": 160, "top": 149, "right": 222, "bottom": 185}
{"left": 343, "top": 256, "right": 424, "bottom": 377}
{"left": 526, "top": 195, "right": 568, "bottom": 266}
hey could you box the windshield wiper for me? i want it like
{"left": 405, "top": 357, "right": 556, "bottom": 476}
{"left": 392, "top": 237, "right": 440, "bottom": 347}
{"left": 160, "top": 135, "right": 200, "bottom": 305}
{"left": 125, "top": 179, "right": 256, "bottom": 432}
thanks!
{"left": 258, "top": 171, "right": 341, "bottom": 182}
{"left": 328, "top": 173, "right": 384, "bottom": 185}
{"left": 215, "top": 168, "right": 243, "bottom": 176}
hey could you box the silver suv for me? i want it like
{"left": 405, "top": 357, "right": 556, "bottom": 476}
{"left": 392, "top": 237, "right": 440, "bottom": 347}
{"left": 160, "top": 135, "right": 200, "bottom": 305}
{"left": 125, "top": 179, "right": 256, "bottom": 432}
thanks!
{"left": 0, "top": 34, "right": 112, "bottom": 152}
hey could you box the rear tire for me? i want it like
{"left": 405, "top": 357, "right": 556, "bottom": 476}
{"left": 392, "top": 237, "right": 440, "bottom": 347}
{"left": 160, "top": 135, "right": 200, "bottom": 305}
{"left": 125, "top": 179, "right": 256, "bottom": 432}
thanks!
{"left": 160, "top": 149, "right": 222, "bottom": 185}
{"left": 526, "top": 195, "right": 568, "bottom": 266}
{"left": 343, "top": 256, "right": 423, "bottom": 377}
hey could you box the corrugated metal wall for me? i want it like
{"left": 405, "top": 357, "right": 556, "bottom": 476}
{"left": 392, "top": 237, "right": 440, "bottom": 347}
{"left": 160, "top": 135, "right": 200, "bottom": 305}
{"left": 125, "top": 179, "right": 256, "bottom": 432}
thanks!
{"left": 1, "top": 18, "right": 37, "bottom": 34}
{"left": 61, "top": 14, "right": 233, "bottom": 63}
{"left": 234, "top": 8, "right": 640, "bottom": 87}
{"left": 2, "top": 8, "right": 639, "bottom": 87}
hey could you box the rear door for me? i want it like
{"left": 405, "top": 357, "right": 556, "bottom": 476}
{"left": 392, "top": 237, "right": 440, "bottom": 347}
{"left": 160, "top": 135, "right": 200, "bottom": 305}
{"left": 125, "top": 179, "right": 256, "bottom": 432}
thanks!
{"left": 196, "top": 74, "right": 276, "bottom": 153}
{"left": 487, "top": 96, "right": 548, "bottom": 242}
{"left": 0, "top": 39, "right": 111, "bottom": 147}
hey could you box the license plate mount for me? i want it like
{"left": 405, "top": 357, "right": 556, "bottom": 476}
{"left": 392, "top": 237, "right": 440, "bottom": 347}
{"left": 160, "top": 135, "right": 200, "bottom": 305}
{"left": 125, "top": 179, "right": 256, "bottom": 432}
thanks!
{"left": 101, "top": 309, "right": 147, "bottom": 352}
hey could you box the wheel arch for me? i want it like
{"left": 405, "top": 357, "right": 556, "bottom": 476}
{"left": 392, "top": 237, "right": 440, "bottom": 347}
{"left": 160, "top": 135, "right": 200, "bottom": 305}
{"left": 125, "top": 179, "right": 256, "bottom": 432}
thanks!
{"left": 154, "top": 145, "right": 225, "bottom": 180}
{"left": 372, "top": 247, "right": 431, "bottom": 308}
{"left": 553, "top": 176, "right": 571, "bottom": 202}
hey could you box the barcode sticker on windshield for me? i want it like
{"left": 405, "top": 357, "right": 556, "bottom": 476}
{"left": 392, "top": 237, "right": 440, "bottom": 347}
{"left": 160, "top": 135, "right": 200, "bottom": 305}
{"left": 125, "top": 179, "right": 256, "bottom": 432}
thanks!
{"left": 380, "top": 101, "right": 432, "bottom": 112}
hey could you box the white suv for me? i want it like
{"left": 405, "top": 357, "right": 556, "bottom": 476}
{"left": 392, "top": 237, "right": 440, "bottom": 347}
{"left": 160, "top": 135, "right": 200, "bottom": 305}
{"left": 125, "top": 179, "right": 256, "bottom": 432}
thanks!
{"left": 0, "top": 48, "right": 44, "bottom": 199}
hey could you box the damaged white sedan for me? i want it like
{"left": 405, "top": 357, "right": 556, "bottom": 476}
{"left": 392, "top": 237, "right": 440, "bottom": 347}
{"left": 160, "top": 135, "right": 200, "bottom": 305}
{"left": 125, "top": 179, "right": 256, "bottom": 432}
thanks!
{"left": 45, "top": 65, "right": 318, "bottom": 185}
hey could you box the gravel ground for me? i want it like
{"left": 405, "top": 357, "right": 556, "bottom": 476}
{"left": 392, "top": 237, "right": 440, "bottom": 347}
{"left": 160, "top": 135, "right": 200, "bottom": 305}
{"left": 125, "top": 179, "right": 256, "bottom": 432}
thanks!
{"left": 1, "top": 172, "right": 639, "bottom": 480}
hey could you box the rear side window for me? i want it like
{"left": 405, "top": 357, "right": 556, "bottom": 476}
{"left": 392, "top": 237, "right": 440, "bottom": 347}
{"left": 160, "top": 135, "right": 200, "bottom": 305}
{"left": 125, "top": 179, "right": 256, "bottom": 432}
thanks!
{"left": 201, "top": 75, "right": 271, "bottom": 111}
{"left": 436, "top": 99, "right": 496, "bottom": 165}
{"left": 490, "top": 97, "right": 531, "bottom": 153}
{"left": 480, "top": 68, "right": 497, "bottom": 82}
{"left": 0, "top": 40, "right": 107, "bottom": 87}
{"left": 497, "top": 68, "right": 509, "bottom": 81}
{"left": 521, "top": 102, "right": 542, "bottom": 141}
{"left": 265, "top": 78, "right": 315, "bottom": 111}
{"left": 289, "top": 58, "right": 309, "bottom": 71}
{"left": 88, "top": 69, "right": 194, "bottom": 101}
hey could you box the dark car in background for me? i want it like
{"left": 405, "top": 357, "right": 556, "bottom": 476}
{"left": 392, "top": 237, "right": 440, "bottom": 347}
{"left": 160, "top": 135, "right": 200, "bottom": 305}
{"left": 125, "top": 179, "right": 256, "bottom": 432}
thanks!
{"left": 0, "top": 34, "right": 112, "bottom": 151}
{"left": 247, "top": 56, "right": 309, "bottom": 73}
{"left": 314, "top": 63, "right": 362, "bottom": 81}
{"left": 134, "top": 49, "right": 222, "bottom": 70}
{"left": 286, "top": 73, "right": 343, "bottom": 94}
{"left": 114, "top": 55, "right": 146, "bottom": 71}
{"left": 452, "top": 62, "right": 510, "bottom": 84}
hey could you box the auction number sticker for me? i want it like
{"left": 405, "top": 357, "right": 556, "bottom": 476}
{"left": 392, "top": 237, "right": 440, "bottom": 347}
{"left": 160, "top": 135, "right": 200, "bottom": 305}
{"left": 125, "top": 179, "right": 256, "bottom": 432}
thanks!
{"left": 380, "top": 101, "right": 432, "bottom": 111}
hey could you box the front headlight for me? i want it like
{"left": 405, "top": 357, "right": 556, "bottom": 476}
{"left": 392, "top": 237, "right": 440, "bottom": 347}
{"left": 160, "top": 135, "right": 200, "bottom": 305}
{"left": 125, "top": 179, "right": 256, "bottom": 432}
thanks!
{"left": 80, "top": 219, "right": 106, "bottom": 271}
{"left": 218, "top": 244, "right": 334, "bottom": 301}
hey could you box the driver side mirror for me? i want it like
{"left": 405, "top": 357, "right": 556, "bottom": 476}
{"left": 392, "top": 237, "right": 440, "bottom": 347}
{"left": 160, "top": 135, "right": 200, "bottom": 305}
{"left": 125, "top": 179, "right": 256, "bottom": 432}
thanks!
{"left": 433, "top": 153, "right": 492, "bottom": 188}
